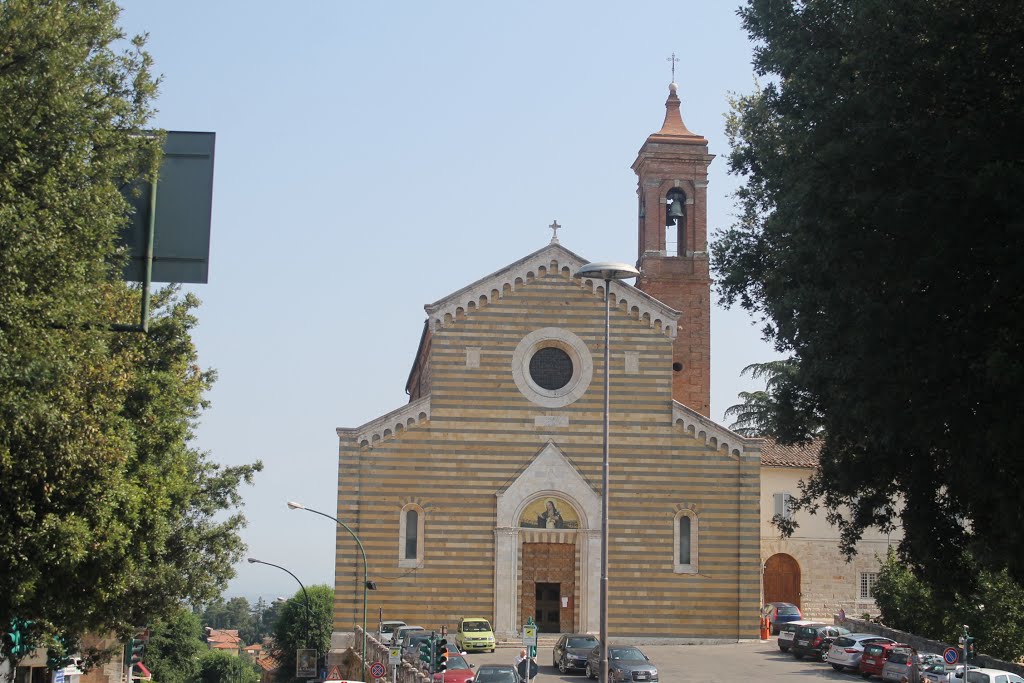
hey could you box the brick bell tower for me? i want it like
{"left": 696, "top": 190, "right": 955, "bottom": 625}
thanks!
{"left": 632, "top": 82, "right": 714, "bottom": 416}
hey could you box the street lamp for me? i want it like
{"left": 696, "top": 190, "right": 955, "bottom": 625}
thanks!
{"left": 287, "top": 501, "right": 375, "bottom": 682}
{"left": 247, "top": 558, "right": 314, "bottom": 661}
{"left": 573, "top": 261, "right": 640, "bottom": 683}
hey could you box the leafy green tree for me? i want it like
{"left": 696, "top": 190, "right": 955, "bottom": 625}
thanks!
{"left": 0, "top": 0, "right": 262, "bottom": 666}
{"left": 874, "top": 548, "right": 1024, "bottom": 661}
{"left": 197, "top": 650, "right": 260, "bottom": 683}
{"left": 724, "top": 360, "right": 822, "bottom": 438}
{"left": 271, "top": 585, "right": 333, "bottom": 680}
{"left": 146, "top": 606, "right": 203, "bottom": 683}
{"left": 714, "top": 0, "right": 1024, "bottom": 595}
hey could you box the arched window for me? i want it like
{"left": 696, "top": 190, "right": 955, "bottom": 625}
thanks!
{"left": 399, "top": 503, "right": 425, "bottom": 568}
{"left": 673, "top": 509, "right": 698, "bottom": 574}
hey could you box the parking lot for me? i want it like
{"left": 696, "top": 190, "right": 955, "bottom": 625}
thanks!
{"left": 456, "top": 640, "right": 877, "bottom": 682}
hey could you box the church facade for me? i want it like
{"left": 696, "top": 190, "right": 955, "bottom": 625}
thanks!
{"left": 333, "top": 85, "right": 764, "bottom": 640}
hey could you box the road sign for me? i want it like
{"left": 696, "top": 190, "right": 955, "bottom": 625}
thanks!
{"left": 369, "top": 662, "right": 387, "bottom": 679}
{"left": 388, "top": 647, "right": 401, "bottom": 665}
{"left": 53, "top": 670, "right": 64, "bottom": 683}
{"left": 325, "top": 665, "right": 343, "bottom": 681}
{"left": 522, "top": 625, "right": 538, "bottom": 645}
{"left": 943, "top": 647, "right": 959, "bottom": 665}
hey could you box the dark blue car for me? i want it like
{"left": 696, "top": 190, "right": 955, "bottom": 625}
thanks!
{"left": 763, "top": 602, "right": 803, "bottom": 635}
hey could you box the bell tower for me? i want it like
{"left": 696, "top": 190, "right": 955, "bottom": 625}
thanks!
{"left": 632, "top": 82, "right": 714, "bottom": 416}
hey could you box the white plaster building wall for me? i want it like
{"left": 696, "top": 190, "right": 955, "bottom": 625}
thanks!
{"left": 761, "top": 466, "right": 901, "bottom": 620}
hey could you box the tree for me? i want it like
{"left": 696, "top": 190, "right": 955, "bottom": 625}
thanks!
{"left": 0, "top": 0, "right": 262, "bottom": 666}
{"left": 271, "top": 585, "right": 333, "bottom": 681}
{"left": 713, "top": 0, "right": 1024, "bottom": 595}
{"left": 724, "top": 360, "right": 822, "bottom": 438}
{"left": 146, "top": 606, "right": 203, "bottom": 683}
{"left": 197, "top": 650, "right": 260, "bottom": 683}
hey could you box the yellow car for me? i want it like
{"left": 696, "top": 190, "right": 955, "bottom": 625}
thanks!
{"left": 455, "top": 617, "right": 495, "bottom": 653}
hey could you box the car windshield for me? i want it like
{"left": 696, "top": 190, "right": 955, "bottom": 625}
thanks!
{"left": 797, "top": 627, "right": 819, "bottom": 637}
{"left": 865, "top": 645, "right": 885, "bottom": 656}
{"left": 568, "top": 637, "right": 598, "bottom": 648}
{"left": 446, "top": 656, "right": 471, "bottom": 670}
{"left": 381, "top": 623, "right": 402, "bottom": 633}
{"left": 476, "top": 670, "right": 517, "bottom": 683}
{"left": 463, "top": 621, "right": 491, "bottom": 632}
{"left": 834, "top": 637, "right": 856, "bottom": 648}
{"left": 776, "top": 605, "right": 800, "bottom": 615}
{"left": 609, "top": 648, "right": 645, "bottom": 661}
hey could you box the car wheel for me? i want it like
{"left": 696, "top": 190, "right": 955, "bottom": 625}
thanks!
{"left": 780, "top": 646, "right": 789, "bottom": 652}
{"left": 832, "top": 664, "right": 844, "bottom": 671}
{"left": 558, "top": 658, "right": 568, "bottom": 674}
{"left": 793, "top": 653, "right": 804, "bottom": 661}
{"left": 819, "top": 649, "right": 829, "bottom": 662}
{"left": 861, "top": 673, "right": 872, "bottom": 679}
{"left": 586, "top": 664, "right": 595, "bottom": 680}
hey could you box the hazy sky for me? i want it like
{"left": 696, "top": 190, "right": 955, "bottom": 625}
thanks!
{"left": 115, "top": 1, "right": 779, "bottom": 603}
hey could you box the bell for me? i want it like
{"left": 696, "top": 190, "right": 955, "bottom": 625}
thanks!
{"left": 666, "top": 200, "right": 685, "bottom": 224}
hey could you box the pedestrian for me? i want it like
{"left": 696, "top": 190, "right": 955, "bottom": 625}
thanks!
{"left": 514, "top": 648, "right": 527, "bottom": 667}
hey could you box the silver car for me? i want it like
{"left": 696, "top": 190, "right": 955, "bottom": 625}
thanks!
{"left": 826, "top": 633, "right": 895, "bottom": 671}
{"left": 585, "top": 645, "right": 658, "bottom": 682}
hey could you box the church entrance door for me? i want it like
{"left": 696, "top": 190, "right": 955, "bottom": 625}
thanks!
{"left": 521, "top": 542, "right": 575, "bottom": 633}
{"left": 535, "top": 583, "right": 561, "bottom": 633}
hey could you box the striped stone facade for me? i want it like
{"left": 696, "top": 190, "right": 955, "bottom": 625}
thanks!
{"left": 334, "top": 243, "right": 763, "bottom": 641}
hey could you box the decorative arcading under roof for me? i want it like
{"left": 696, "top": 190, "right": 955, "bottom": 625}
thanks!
{"left": 671, "top": 400, "right": 760, "bottom": 459}
{"left": 337, "top": 395, "right": 431, "bottom": 449}
{"left": 424, "top": 243, "right": 679, "bottom": 339}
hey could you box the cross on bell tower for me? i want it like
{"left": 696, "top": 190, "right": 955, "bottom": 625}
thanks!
{"left": 632, "top": 79, "right": 714, "bottom": 416}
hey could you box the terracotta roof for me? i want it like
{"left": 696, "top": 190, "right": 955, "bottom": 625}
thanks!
{"left": 210, "top": 641, "right": 240, "bottom": 650}
{"left": 206, "top": 629, "right": 241, "bottom": 644}
{"left": 257, "top": 657, "right": 280, "bottom": 672}
{"left": 760, "top": 439, "right": 821, "bottom": 468}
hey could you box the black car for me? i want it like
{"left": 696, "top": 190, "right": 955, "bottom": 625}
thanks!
{"left": 553, "top": 633, "right": 599, "bottom": 674}
{"left": 791, "top": 624, "right": 851, "bottom": 661}
{"left": 474, "top": 665, "right": 522, "bottom": 683}
{"left": 585, "top": 645, "right": 658, "bottom": 682}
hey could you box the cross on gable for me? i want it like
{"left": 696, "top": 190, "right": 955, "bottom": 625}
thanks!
{"left": 549, "top": 220, "right": 561, "bottom": 244}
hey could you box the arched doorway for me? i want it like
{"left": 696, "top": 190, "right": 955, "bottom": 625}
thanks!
{"left": 763, "top": 553, "right": 801, "bottom": 607}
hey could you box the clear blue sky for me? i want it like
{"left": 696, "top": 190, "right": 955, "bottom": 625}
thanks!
{"left": 115, "top": 1, "right": 779, "bottom": 603}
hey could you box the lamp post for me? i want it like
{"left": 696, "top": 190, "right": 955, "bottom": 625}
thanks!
{"left": 247, "top": 558, "right": 314, "bottom": 669}
{"left": 288, "top": 501, "right": 374, "bottom": 682}
{"left": 573, "top": 262, "right": 640, "bottom": 683}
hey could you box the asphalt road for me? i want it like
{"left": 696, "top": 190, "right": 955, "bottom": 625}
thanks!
{"left": 454, "top": 640, "right": 878, "bottom": 682}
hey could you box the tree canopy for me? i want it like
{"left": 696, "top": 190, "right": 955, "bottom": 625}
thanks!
{"left": 714, "top": 0, "right": 1024, "bottom": 594}
{"left": 0, "top": 0, "right": 261, "bottom": 665}
{"left": 271, "top": 585, "right": 334, "bottom": 680}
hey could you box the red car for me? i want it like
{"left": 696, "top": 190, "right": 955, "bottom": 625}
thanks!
{"left": 859, "top": 642, "right": 910, "bottom": 679}
{"left": 433, "top": 655, "right": 475, "bottom": 683}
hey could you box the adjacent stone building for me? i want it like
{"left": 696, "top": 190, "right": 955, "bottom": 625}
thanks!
{"left": 332, "top": 83, "right": 765, "bottom": 641}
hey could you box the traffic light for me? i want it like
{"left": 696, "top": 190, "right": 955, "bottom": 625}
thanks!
{"left": 419, "top": 640, "right": 433, "bottom": 670}
{"left": 965, "top": 637, "right": 977, "bottom": 662}
{"left": 529, "top": 645, "right": 537, "bottom": 658}
{"left": 3, "top": 618, "right": 33, "bottom": 659}
{"left": 434, "top": 638, "right": 447, "bottom": 674}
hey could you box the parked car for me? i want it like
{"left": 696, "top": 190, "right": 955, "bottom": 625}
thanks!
{"left": 791, "top": 624, "right": 851, "bottom": 661}
{"left": 474, "top": 665, "right": 522, "bottom": 683}
{"left": 377, "top": 620, "right": 407, "bottom": 645}
{"left": 826, "top": 633, "right": 896, "bottom": 672}
{"left": 396, "top": 626, "right": 425, "bottom": 656}
{"left": 553, "top": 633, "right": 599, "bottom": 673}
{"left": 763, "top": 602, "right": 803, "bottom": 635}
{"left": 860, "top": 642, "right": 909, "bottom": 679}
{"left": 777, "top": 620, "right": 824, "bottom": 653}
{"left": 585, "top": 645, "right": 658, "bottom": 682}
{"left": 959, "top": 669, "right": 1024, "bottom": 683}
{"left": 434, "top": 655, "right": 475, "bottom": 683}
{"left": 880, "top": 648, "right": 920, "bottom": 682}
{"left": 455, "top": 617, "right": 496, "bottom": 653}
{"left": 922, "top": 662, "right": 955, "bottom": 683}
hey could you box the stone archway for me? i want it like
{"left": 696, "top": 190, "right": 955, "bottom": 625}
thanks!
{"left": 763, "top": 553, "right": 801, "bottom": 607}
{"left": 493, "top": 442, "right": 601, "bottom": 640}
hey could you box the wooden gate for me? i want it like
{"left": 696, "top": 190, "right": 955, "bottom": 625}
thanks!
{"left": 763, "top": 553, "right": 801, "bottom": 607}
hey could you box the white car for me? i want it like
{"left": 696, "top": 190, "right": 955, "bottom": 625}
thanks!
{"left": 377, "top": 620, "right": 407, "bottom": 645}
{"left": 777, "top": 620, "right": 825, "bottom": 652}
{"left": 958, "top": 668, "right": 1024, "bottom": 683}
{"left": 826, "top": 633, "right": 895, "bottom": 671}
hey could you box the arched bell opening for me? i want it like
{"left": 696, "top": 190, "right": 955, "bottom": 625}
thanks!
{"left": 665, "top": 188, "right": 687, "bottom": 257}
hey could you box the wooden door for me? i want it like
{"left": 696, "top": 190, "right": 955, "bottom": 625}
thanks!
{"left": 763, "top": 553, "right": 801, "bottom": 607}
{"left": 535, "top": 583, "right": 561, "bottom": 633}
